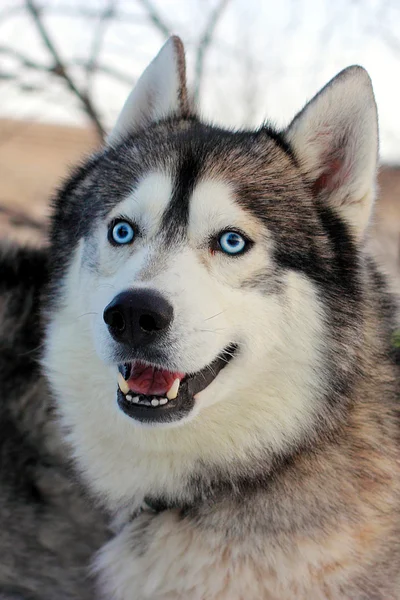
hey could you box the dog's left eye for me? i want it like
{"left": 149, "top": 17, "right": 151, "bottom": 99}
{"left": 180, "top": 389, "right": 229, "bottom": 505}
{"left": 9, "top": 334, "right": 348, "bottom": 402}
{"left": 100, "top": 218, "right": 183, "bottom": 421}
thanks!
{"left": 218, "top": 231, "right": 247, "bottom": 255}
{"left": 109, "top": 221, "right": 135, "bottom": 245}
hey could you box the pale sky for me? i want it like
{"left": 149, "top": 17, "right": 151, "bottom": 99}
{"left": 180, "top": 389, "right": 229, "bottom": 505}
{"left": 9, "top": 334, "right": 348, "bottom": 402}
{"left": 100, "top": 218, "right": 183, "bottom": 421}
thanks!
{"left": 1, "top": 0, "right": 400, "bottom": 161}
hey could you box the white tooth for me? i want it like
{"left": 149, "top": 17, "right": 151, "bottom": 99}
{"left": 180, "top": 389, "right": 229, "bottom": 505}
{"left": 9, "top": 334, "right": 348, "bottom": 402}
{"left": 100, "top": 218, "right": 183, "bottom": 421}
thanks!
{"left": 132, "top": 396, "right": 141, "bottom": 404}
{"left": 118, "top": 373, "right": 130, "bottom": 395}
{"left": 126, "top": 394, "right": 132, "bottom": 401}
{"left": 151, "top": 399, "right": 159, "bottom": 407}
{"left": 143, "top": 400, "right": 151, "bottom": 406}
{"left": 159, "top": 398, "right": 168, "bottom": 406}
{"left": 166, "top": 378, "right": 180, "bottom": 400}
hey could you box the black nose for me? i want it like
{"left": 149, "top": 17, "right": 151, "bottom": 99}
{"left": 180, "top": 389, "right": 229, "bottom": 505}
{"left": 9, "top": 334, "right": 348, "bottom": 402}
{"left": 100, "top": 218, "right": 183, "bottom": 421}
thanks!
{"left": 103, "top": 289, "right": 173, "bottom": 346}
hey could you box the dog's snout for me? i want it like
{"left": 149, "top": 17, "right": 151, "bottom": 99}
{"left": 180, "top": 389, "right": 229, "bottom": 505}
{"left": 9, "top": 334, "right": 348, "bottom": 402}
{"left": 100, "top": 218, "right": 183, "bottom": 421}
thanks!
{"left": 103, "top": 289, "right": 173, "bottom": 346}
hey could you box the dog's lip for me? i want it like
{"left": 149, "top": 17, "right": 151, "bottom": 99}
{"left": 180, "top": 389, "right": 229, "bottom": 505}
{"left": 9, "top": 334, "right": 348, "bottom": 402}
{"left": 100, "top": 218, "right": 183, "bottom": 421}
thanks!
{"left": 117, "top": 343, "right": 237, "bottom": 395}
{"left": 117, "top": 361, "right": 185, "bottom": 396}
{"left": 116, "top": 344, "right": 238, "bottom": 423}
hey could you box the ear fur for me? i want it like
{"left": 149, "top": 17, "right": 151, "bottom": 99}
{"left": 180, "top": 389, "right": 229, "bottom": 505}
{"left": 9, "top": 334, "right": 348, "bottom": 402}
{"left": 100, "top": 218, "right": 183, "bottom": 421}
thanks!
{"left": 286, "top": 66, "right": 378, "bottom": 238}
{"left": 108, "top": 36, "right": 190, "bottom": 145}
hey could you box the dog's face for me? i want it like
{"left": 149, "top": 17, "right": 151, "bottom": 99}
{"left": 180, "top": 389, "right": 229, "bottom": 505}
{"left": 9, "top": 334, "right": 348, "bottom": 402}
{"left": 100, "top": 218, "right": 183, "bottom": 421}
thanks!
{"left": 44, "top": 37, "right": 378, "bottom": 504}
{"left": 89, "top": 167, "right": 275, "bottom": 426}
{"left": 73, "top": 131, "right": 321, "bottom": 429}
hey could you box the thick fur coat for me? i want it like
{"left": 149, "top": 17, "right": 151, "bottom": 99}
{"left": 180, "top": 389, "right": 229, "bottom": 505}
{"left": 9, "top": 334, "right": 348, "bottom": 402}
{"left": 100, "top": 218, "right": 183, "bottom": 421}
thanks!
{"left": 1, "top": 36, "right": 400, "bottom": 599}
{"left": 0, "top": 246, "right": 108, "bottom": 599}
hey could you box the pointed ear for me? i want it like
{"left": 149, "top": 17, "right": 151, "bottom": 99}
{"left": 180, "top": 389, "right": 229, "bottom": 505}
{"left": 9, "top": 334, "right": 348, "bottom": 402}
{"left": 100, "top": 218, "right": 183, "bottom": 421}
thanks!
{"left": 286, "top": 66, "right": 378, "bottom": 239}
{"left": 107, "top": 36, "right": 190, "bottom": 145}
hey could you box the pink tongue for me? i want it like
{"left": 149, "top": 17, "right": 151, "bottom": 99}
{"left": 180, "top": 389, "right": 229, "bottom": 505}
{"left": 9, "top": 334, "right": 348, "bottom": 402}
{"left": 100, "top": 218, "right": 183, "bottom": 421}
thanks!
{"left": 127, "top": 363, "right": 184, "bottom": 396}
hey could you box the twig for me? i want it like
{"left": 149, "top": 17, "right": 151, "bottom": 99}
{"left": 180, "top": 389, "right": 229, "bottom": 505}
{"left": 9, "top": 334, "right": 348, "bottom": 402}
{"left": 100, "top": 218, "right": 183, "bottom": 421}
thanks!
{"left": 136, "top": 0, "right": 170, "bottom": 38}
{"left": 86, "top": 1, "right": 115, "bottom": 90}
{"left": 0, "top": 45, "right": 49, "bottom": 72}
{"left": 25, "top": 0, "right": 105, "bottom": 140}
{"left": 0, "top": 46, "right": 134, "bottom": 85}
{"left": 23, "top": 5, "right": 146, "bottom": 22}
{"left": 193, "top": 0, "right": 231, "bottom": 103}
{"left": 77, "top": 61, "right": 134, "bottom": 85}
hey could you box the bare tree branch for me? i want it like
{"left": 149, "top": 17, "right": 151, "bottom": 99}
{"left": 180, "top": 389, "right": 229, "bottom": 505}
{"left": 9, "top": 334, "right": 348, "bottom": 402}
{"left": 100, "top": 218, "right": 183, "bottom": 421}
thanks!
{"left": 76, "top": 61, "right": 134, "bottom": 86}
{"left": 193, "top": 0, "right": 231, "bottom": 103}
{"left": 86, "top": 1, "right": 115, "bottom": 90}
{"left": 0, "top": 45, "right": 53, "bottom": 73}
{"left": 20, "top": 5, "right": 146, "bottom": 22}
{"left": 0, "top": 46, "right": 134, "bottom": 85}
{"left": 136, "top": 0, "right": 171, "bottom": 38}
{"left": 25, "top": 0, "right": 105, "bottom": 140}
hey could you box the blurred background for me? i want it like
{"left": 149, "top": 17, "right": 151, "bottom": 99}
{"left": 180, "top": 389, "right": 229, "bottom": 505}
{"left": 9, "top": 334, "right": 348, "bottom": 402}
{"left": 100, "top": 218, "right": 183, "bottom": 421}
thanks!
{"left": 1, "top": 0, "right": 400, "bottom": 296}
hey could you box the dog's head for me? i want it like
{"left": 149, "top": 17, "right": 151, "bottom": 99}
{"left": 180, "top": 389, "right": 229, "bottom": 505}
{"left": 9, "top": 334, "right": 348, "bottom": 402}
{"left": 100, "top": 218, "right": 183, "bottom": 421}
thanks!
{"left": 44, "top": 37, "right": 378, "bottom": 503}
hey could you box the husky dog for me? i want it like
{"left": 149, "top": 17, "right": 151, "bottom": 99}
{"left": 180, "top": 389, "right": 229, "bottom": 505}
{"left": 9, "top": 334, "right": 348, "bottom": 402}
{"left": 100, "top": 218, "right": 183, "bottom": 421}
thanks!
{"left": 40, "top": 36, "right": 400, "bottom": 599}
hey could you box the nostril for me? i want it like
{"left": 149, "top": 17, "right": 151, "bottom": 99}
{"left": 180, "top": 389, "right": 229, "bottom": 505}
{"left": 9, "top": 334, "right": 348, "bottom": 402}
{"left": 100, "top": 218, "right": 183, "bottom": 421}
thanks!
{"left": 139, "top": 314, "right": 159, "bottom": 333}
{"left": 104, "top": 307, "right": 125, "bottom": 332}
{"left": 104, "top": 290, "right": 173, "bottom": 343}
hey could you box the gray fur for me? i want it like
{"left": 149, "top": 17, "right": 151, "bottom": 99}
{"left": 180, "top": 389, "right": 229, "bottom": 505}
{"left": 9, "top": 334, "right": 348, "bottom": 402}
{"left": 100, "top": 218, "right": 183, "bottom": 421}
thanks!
{"left": 2, "top": 39, "right": 400, "bottom": 599}
{"left": 0, "top": 245, "right": 108, "bottom": 599}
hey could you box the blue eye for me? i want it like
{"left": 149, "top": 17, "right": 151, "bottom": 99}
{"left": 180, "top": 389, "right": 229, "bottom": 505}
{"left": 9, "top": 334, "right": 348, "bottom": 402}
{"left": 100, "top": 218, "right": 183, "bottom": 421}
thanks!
{"left": 218, "top": 231, "right": 247, "bottom": 255}
{"left": 110, "top": 221, "right": 135, "bottom": 245}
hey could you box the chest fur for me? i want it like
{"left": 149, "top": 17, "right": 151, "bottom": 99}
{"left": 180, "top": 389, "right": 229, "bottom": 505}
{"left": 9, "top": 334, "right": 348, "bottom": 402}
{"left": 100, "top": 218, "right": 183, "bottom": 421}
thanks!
{"left": 95, "top": 507, "right": 399, "bottom": 600}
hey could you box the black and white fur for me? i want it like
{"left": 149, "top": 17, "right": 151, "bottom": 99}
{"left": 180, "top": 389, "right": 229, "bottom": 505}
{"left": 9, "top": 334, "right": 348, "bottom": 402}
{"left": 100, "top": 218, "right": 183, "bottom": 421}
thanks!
{"left": 37, "top": 36, "right": 400, "bottom": 598}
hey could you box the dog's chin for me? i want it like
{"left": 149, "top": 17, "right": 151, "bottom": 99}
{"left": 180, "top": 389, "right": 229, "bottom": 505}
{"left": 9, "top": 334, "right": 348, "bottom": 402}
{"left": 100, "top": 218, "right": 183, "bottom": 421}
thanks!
{"left": 116, "top": 344, "right": 238, "bottom": 426}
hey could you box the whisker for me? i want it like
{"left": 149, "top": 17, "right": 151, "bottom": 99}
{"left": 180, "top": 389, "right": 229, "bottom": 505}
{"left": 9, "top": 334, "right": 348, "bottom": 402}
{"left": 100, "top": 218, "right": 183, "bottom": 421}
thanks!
{"left": 206, "top": 364, "right": 217, "bottom": 378}
{"left": 203, "top": 310, "right": 226, "bottom": 322}
{"left": 219, "top": 356, "right": 233, "bottom": 364}
{"left": 197, "top": 328, "right": 226, "bottom": 335}
{"left": 17, "top": 342, "right": 46, "bottom": 357}
{"left": 96, "top": 283, "right": 116, "bottom": 290}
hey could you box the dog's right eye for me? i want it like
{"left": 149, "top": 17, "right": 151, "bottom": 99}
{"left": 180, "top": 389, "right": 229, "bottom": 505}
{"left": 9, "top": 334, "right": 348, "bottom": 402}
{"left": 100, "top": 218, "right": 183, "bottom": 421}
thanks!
{"left": 108, "top": 221, "right": 135, "bottom": 246}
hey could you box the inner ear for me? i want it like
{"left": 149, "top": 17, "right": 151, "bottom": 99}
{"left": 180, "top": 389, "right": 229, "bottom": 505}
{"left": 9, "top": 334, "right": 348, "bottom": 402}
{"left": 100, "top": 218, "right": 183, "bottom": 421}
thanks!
{"left": 311, "top": 137, "right": 351, "bottom": 199}
{"left": 286, "top": 66, "right": 378, "bottom": 239}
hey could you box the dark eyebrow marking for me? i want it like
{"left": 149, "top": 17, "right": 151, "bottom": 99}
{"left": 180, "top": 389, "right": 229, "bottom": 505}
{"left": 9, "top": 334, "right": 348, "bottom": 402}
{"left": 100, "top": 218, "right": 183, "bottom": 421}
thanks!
{"left": 160, "top": 152, "right": 202, "bottom": 240}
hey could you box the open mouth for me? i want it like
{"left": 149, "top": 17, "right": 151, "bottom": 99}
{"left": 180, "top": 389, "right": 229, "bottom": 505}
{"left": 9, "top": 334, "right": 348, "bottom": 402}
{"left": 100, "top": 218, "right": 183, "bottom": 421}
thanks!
{"left": 116, "top": 344, "right": 237, "bottom": 424}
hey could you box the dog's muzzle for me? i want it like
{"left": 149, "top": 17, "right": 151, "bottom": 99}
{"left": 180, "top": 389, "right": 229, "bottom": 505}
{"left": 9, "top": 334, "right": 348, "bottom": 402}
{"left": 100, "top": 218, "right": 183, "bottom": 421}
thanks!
{"left": 116, "top": 344, "right": 238, "bottom": 424}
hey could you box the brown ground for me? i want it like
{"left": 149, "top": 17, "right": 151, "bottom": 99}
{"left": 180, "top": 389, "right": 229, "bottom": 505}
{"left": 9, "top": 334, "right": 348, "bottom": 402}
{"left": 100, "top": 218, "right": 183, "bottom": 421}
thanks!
{"left": 0, "top": 119, "right": 99, "bottom": 245}
{"left": 1, "top": 118, "right": 399, "bottom": 303}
